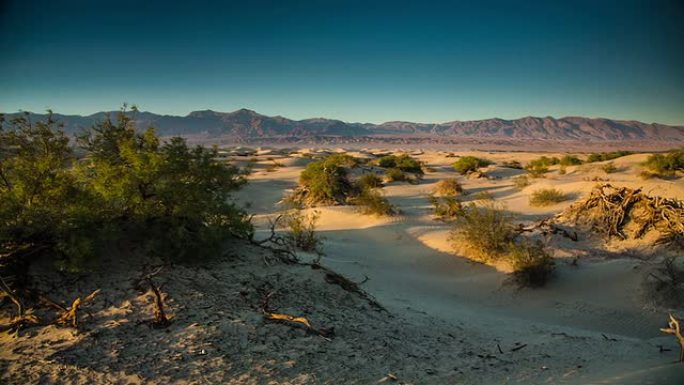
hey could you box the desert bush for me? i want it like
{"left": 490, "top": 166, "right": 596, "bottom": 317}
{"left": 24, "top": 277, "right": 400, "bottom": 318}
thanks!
{"left": 283, "top": 209, "right": 322, "bottom": 253}
{"left": 429, "top": 195, "right": 463, "bottom": 220}
{"left": 452, "top": 156, "right": 492, "bottom": 175}
{"left": 559, "top": 155, "right": 583, "bottom": 166}
{"left": 601, "top": 161, "right": 618, "bottom": 174}
{"left": 643, "top": 149, "right": 684, "bottom": 177}
{"left": 558, "top": 165, "right": 567, "bottom": 175}
{"left": 449, "top": 202, "right": 516, "bottom": 262}
{"left": 525, "top": 156, "right": 559, "bottom": 177}
{"left": 507, "top": 239, "right": 554, "bottom": 287}
{"left": 384, "top": 168, "right": 419, "bottom": 184}
{"left": 299, "top": 156, "right": 354, "bottom": 204}
{"left": 357, "top": 172, "right": 383, "bottom": 189}
{"left": 376, "top": 154, "right": 423, "bottom": 174}
{"left": 350, "top": 187, "right": 396, "bottom": 216}
{"left": 513, "top": 175, "right": 531, "bottom": 189}
{"left": 587, "top": 150, "right": 633, "bottom": 163}
{"left": 529, "top": 188, "right": 567, "bottom": 206}
{"left": 433, "top": 178, "right": 463, "bottom": 196}
{"left": 501, "top": 160, "right": 523, "bottom": 169}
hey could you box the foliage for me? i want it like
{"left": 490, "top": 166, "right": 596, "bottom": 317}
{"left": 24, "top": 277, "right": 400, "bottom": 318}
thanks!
{"left": 643, "top": 149, "right": 684, "bottom": 177}
{"left": 525, "top": 156, "right": 559, "bottom": 177}
{"left": 299, "top": 155, "right": 354, "bottom": 204}
{"left": 357, "top": 172, "right": 383, "bottom": 189}
{"left": 449, "top": 202, "right": 516, "bottom": 262}
{"left": 559, "top": 155, "right": 583, "bottom": 166}
{"left": 586, "top": 150, "right": 633, "bottom": 163}
{"left": 428, "top": 195, "right": 463, "bottom": 220}
{"left": 529, "top": 188, "right": 567, "bottom": 206}
{"left": 385, "top": 168, "right": 419, "bottom": 184}
{"left": 601, "top": 161, "right": 618, "bottom": 174}
{"left": 282, "top": 209, "right": 322, "bottom": 253}
{"left": 452, "top": 156, "right": 492, "bottom": 175}
{"left": 350, "top": 187, "right": 396, "bottom": 216}
{"left": 507, "top": 239, "right": 554, "bottom": 288}
{"left": 433, "top": 178, "right": 463, "bottom": 196}
{"left": 376, "top": 154, "right": 423, "bottom": 174}
{"left": 512, "top": 175, "right": 531, "bottom": 189}
{"left": 500, "top": 160, "right": 523, "bottom": 169}
{"left": 0, "top": 108, "right": 252, "bottom": 271}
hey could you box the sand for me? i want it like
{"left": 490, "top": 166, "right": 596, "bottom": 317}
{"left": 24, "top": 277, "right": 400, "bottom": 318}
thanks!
{"left": 2, "top": 149, "right": 683, "bottom": 384}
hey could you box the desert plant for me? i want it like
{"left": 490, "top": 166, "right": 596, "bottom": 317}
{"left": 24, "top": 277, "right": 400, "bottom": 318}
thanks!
{"left": 529, "top": 188, "right": 567, "bottom": 206}
{"left": 429, "top": 195, "right": 463, "bottom": 220}
{"left": 452, "top": 156, "right": 492, "bottom": 175}
{"left": 559, "top": 155, "right": 583, "bottom": 166}
{"left": 350, "top": 187, "right": 396, "bottom": 216}
{"left": 525, "top": 156, "right": 559, "bottom": 178}
{"left": 357, "top": 172, "right": 384, "bottom": 189}
{"left": 513, "top": 175, "right": 531, "bottom": 189}
{"left": 433, "top": 178, "right": 463, "bottom": 196}
{"left": 384, "top": 168, "right": 419, "bottom": 184}
{"left": 558, "top": 165, "right": 567, "bottom": 175}
{"left": 507, "top": 239, "right": 555, "bottom": 287}
{"left": 643, "top": 149, "right": 684, "bottom": 177}
{"left": 587, "top": 150, "right": 634, "bottom": 163}
{"left": 283, "top": 209, "right": 323, "bottom": 253}
{"left": 449, "top": 202, "right": 516, "bottom": 262}
{"left": 501, "top": 160, "right": 523, "bottom": 169}
{"left": 601, "top": 162, "right": 618, "bottom": 174}
{"left": 376, "top": 154, "right": 423, "bottom": 174}
{"left": 298, "top": 156, "right": 355, "bottom": 204}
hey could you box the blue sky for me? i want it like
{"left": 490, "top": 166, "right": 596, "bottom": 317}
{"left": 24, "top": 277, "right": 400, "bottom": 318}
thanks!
{"left": 1, "top": 0, "right": 683, "bottom": 124}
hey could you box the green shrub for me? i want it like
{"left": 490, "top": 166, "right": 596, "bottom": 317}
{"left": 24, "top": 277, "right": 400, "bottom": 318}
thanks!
{"left": 350, "top": 187, "right": 396, "bottom": 216}
{"left": 283, "top": 209, "right": 322, "bottom": 253}
{"left": 525, "top": 156, "right": 559, "bottom": 177}
{"left": 601, "top": 162, "right": 618, "bottom": 174}
{"left": 429, "top": 195, "right": 463, "bottom": 220}
{"left": 513, "top": 175, "right": 531, "bottom": 189}
{"left": 559, "top": 155, "right": 583, "bottom": 166}
{"left": 501, "top": 160, "right": 523, "bottom": 169}
{"left": 433, "top": 178, "right": 463, "bottom": 196}
{"left": 508, "top": 240, "right": 554, "bottom": 287}
{"left": 376, "top": 154, "right": 423, "bottom": 174}
{"left": 357, "top": 173, "right": 383, "bottom": 189}
{"left": 643, "top": 149, "right": 684, "bottom": 177}
{"left": 529, "top": 188, "right": 567, "bottom": 206}
{"left": 385, "top": 168, "right": 419, "bottom": 184}
{"left": 299, "top": 156, "right": 354, "bottom": 204}
{"left": 587, "top": 150, "right": 634, "bottom": 163}
{"left": 452, "top": 156, "right": 492, "bottom": 175}
{"left": 449, "top": 202, "right": 516, "bottom": 262}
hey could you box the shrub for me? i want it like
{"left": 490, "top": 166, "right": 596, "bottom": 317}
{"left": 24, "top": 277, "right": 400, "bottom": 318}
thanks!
{"left": 449, "top": 202, "right": 516, "bottom": 262}
{"left": 473, "top": 191, "right": 494, "bottom": 201}
{"left": 283, "top": 209, "right": 322, "bottom": 253}
{"left": 452, "top": 156, "right": 492, "bottom": 175}
{"left": 501, "top": 160, "right": 523, "bottom": 169}
{"left": 558, "top": 165, "right": 567, "bottom": 175}
{"left": 376, "top": 154, "right": 423, "bottom": 174}
{"left": 529, "top": 188, "right": 567, "bottom": 206}
{"left": 587, "top": 150, "right": 634, "bottom": 163}
{"left": 508, "top": 240, "right": 554, "bottom": 287}
{"left": 357, "top": 173, "right": 383, "bottom": 189}
{"left": 433, "top": 178, "right": 463, "bottom": 196}
{"left": 559, "top": 155, "right": 583, "bottom": 166}
{"left": 643, "top": 149, "right": 684, "bottom": 177}
{"left": 350, "top": 187, "right": 396, "bottom": 216}
{"left": 385, "top": 168, "right": 419, "bottom": 184}
{"left": 513, "top": 175, "right": 531, "bottom": 189}
{"left": 299, "top": 156, "right": 354, "bottom": 204}
{"left": 601, "top": 162, "right": 618, "bottom": 174}
{"left": 429, "top": 195, "right": 463, "bottom": 220}
{"left": 525, "top": 156, "right": 559, "bottom": 177}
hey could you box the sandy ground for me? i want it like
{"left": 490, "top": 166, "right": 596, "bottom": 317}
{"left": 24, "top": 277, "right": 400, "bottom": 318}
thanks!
{"left": 2, "top": 149, "right": 684, "bottom": 384}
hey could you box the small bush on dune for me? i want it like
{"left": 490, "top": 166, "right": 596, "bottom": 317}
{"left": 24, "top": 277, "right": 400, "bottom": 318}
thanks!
{"left": 376, "top": 154, "right": 423, "bottom": 174}
{"left": 525, "top": 156, "right": 559, "bottom": 178}
{"left": 449, "top": 202, "right": 516, "bottom": 262}
{"left": 559, "top": 155, "right": 583, "bottom": 166}
{"left": 429, "top": 195, "right": 463, "bottom": 220}
{"left": 513, "top": 175, "right": 531, "bottom": 189}
{"left": 587, "top": 150, "right": 633, "bottom": 163}
{"left": 283, "top": 209, "right": 322, "bottom": 253}
{"left": 601, "top": 162, "right": 618, "bottom": 174}
{"left": 529, "top": 188, "right": 567, "bottom": 206}
{"left": 508, "top": 240, "right": 555, "bottom": 288}
{"left": 385, "top": 168, "right": 419, "bottom": 184}
{"left": 299, "top": 156, "right": 355, "bottom": 204}
{"left": 643, "top": 149, "right": 684, "bottom": 177}
{"left": 351, "top": 187, "right": 396, "bottom": 216}
{"left": 357, "top": 173, "right": 383, "bottom": 189}
{"left": 433, "top": 178, "right": 463, "bottom": 196}
{"left": 452, "top": 156, "right": 492, "bottom": 175}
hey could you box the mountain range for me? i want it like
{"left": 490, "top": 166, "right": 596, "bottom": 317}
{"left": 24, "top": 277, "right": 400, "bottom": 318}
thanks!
{"left": 2, "top": 108, "right": 683, "bottom": 142}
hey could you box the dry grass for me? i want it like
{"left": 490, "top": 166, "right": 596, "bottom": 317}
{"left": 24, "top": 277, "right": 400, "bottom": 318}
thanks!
{"left": 529, "top": 188, "right": 568, "bottom": 207}
{"left": 433, "top": 178, "right": 463, "bottom": 196}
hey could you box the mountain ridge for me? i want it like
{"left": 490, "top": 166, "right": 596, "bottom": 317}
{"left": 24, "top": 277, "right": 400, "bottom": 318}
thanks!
{"left": 2, "top": 109, "right": 683, "bottom": 141}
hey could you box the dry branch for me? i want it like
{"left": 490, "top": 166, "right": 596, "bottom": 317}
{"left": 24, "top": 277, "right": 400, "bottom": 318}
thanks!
{"left": 146, "top": 277, "right": 171, "bottom": 328}
{"left": 312, "top": 263, "right": 387, "bottom": 312}
{"left": 660, "top": 313, "right": 684, "bottom": 362}
{"left": 55, "top": 289, "right": 100, "bottom": 328}
{"left": 261, "top": 290, "right": 334, "bottom": 338}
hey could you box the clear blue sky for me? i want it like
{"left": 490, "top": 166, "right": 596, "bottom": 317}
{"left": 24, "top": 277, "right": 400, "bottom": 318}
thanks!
{"left": 1, "top": 0, "right": 683, "bottom": 124}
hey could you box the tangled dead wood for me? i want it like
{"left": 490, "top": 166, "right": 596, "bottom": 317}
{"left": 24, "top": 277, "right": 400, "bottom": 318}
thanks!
{"left": 660, "top": 313, "right": 684, "bottom": 362}
{"left": 312, "top": 263, "right": 387, "bottom": 312}
{"left": 558, "top": 184, "right": 684, "bottom": 243}
{"left": 514, "top": 218, "right": 578, "bottom": 241}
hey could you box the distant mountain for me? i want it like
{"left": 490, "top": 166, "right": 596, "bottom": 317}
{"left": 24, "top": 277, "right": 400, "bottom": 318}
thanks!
{"left": 2, "top": 109, "right": 683, "bottom": 142}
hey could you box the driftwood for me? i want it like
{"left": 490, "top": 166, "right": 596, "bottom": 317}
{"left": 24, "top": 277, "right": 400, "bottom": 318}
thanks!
{"left": 515, "top": 218, "right": 578, "bottom": 241}
{"left": 261, "top": 291, "right": 334, "bottom": 338}
{"left": 660, "top": 313, "right": 684, "bottom": 362}
{"left": 559, "top": 184, "right": 684, "bottom": 243}
{"left": 146, "top": 277, "right": 171, "bottom": 328}
{"left": 55, "top": 289, "right": 100, "bottom": 328}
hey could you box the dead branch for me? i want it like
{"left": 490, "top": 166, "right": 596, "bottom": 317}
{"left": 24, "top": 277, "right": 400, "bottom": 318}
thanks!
{"left": 251, "top": 214, "right": 300, "bottom": 264}
{"left": 0, "top": 274, "right": 23, "bottom": 318}
{"left": 312, "top": 263, "right": 387, "bottom": 312}
{"left": 261, "top": 290, "right": 334, "bottom": 338}
{"left": 660, "top": 313, "right": 684, "bottom": 362}
{"left": 55, "top": 289, "right": 100, "bottom": 328}
{"left": 510, "top": 343, "right": 527, "bottom": 352}
{"left": 515, "top": 218, "right": 578, "bottom": 241}
{"left": 146, "top": 277, "right": 171, "bottom": 328}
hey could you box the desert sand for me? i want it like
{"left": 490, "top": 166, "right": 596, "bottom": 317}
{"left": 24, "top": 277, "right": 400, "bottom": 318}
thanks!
{"left": 2, "top": 148, "right": 683, "bottom": 384}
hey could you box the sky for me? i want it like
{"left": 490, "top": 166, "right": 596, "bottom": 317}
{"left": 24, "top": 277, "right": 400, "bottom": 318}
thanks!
{"left": 1, "top": 0, "right": 683, "bottom": 124}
